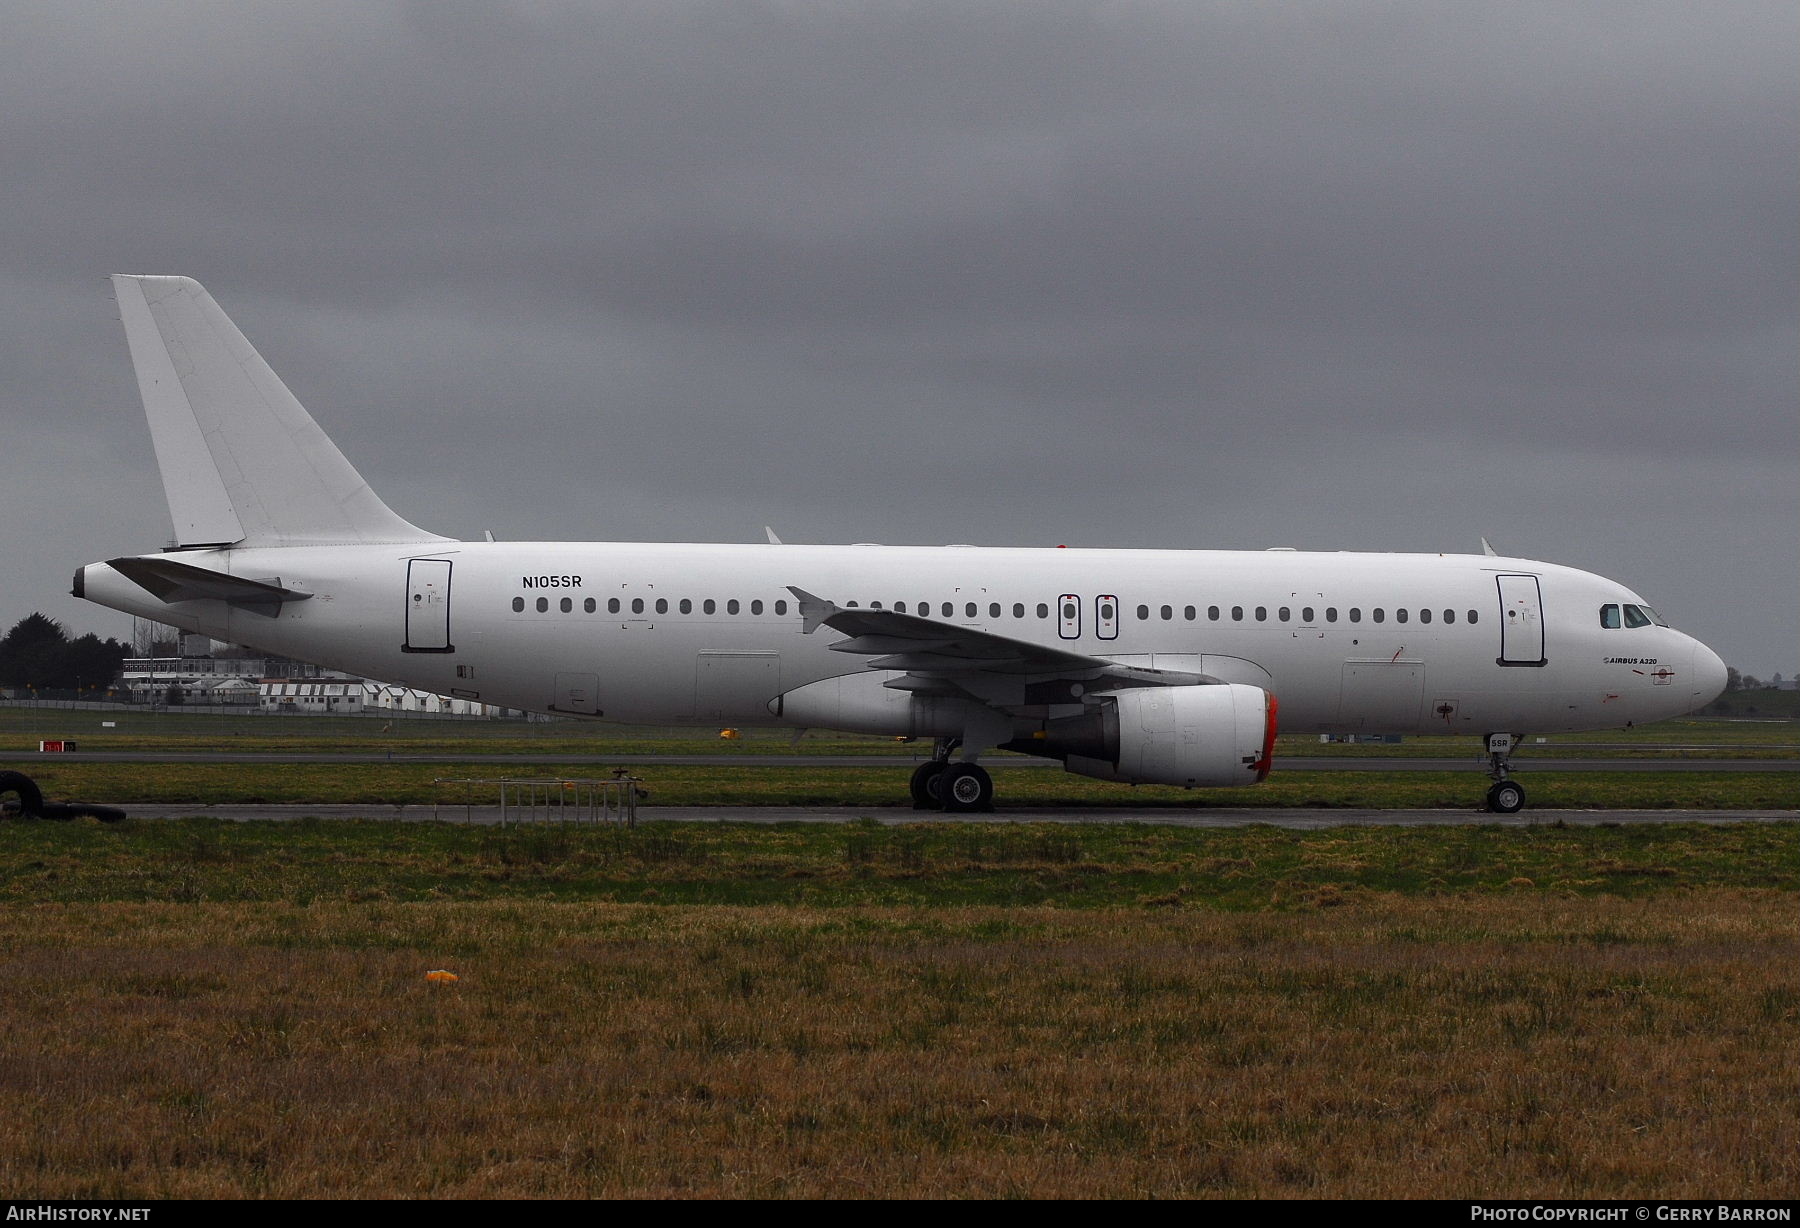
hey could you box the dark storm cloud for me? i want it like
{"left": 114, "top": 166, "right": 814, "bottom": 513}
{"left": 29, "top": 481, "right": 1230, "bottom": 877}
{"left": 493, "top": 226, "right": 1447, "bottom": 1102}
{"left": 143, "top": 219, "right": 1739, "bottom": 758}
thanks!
{"left": 1, "top": 1, "right": 1793, "bottom": 674}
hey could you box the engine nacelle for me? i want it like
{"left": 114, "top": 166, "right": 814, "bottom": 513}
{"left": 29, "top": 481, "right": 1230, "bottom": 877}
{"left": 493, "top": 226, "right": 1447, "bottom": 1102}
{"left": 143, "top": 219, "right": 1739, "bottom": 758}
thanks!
{"left": 1038, "top": 683, "right": 1277, "bottom": 788}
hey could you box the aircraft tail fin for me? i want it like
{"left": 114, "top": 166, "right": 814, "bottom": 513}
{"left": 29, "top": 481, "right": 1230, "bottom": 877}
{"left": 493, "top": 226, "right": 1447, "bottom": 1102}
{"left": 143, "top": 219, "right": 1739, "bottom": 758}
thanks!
{"left": 110, "top": 275, "right": 448, "bottom": 548}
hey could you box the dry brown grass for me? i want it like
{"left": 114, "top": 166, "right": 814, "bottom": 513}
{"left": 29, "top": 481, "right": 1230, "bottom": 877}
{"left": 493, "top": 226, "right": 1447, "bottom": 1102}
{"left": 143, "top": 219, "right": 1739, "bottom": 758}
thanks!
{"left": 0, "top": 891, "right": 1791, "bottom": 1198}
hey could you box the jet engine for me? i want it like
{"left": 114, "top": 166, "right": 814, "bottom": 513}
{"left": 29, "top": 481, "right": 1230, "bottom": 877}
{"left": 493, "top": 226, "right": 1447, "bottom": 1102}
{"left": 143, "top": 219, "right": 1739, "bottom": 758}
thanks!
{"left": 1012, "top": 683, "right": 1277, "bottom": 788}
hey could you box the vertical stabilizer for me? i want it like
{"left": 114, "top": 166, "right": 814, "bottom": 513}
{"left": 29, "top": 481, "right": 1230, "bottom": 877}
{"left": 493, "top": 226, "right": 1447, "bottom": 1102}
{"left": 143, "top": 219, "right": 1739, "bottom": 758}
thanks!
{"left": 111, "top": 275, "right": 447, "bottom": 547}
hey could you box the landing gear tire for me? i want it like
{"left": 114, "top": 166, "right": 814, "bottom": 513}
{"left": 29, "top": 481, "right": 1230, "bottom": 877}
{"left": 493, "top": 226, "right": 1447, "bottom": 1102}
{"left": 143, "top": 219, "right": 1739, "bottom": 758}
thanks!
{"left": 939, "top": 763, "right": 994, "bottom": 814}
{"left": 909, "top": 761, "right": 946, "bottom": 810}
{"left": 1486, "top": 780, "right": 1526, "bottom": 814}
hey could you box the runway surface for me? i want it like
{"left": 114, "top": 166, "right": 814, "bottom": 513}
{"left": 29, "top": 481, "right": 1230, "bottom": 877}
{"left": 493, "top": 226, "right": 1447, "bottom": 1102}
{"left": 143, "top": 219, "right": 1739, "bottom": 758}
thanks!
{"left": 106, "top": 803, "right": 1797, "bottom": 827}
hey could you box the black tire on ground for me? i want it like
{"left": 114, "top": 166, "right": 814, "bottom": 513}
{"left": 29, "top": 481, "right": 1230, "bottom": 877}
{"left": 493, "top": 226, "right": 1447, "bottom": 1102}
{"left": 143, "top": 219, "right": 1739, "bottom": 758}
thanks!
{"left": 939, "top": 762, "right": 995, "bottom": 813}
{"left": 1486, "top": 780, "right": 1526, "bottom": 814}
{"left": 0, "top": 770, "right": 45, "bottom": 819}
{"left": 909, "top": 761, "right": 946, "bottom": 810}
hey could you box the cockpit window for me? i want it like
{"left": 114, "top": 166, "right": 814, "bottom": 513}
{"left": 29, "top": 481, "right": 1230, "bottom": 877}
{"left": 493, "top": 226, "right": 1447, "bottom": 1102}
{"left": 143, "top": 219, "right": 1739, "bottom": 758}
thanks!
{"left": 1642, "top": 605, "right": 1668, "bottom": 627}
{"left": 1600, "top": 604, "right": 1621, "bottom": 629}
{"left": 1622, "top": 604, "right": 1652, "bottom": 629}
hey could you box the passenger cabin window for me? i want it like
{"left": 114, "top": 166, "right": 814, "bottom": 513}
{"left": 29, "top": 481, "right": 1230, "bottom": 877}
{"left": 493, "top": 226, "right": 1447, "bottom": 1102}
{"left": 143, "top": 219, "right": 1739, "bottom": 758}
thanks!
{"left": 607, "top": 598, "right": 620, "bottom": 614}
{"left": 1208, "top": 606, "right": 1221, "bottom": 620}
{"left": 989, "top": 603, "right": 1001, "bottom": 618}
{"left": 966, "top": 603, "right": 977, "bottom": 618}
{"left": 1467, "top": 610, "right": 1478, "bottom": 624}
{"left": 1136, "top": 604, "right": 1149, "bottom": 620}
{"left": 1443, "top": 609, "right": 1454, "bottom": 624}
{"left": 1160, "top": 605, "right": 1172, "bottom": 621}
{"left": 1184, "top": 606, "right": 1196, "bottom": 620}
{"left": 1255, "top": 607, "right": 1267, "bottom": 622}
{"left": 656, "top": 598, "right": 669, "bottom": 614}
{"left": 1278, "top": 607, "right": 1290, "bottom": 622}
{"left": 727, "top": 599, "right": 740, "bottom": 615}
{"left": 631, "top": 598, "right": 644, "bottom": 614}
{"left": 1396, "top": 608, "right": 1409, "bottom": 624}
{"left": 679, "top": 598, "right": 692, "bottom": 614}
{"left": 1231, "top": 606, "right": 1243, "bottom": 621}
{"left": 561, "top": 597, "right": 573, "bottom": 612}
{"left": 1419, "top": 608, "right": 1431, "bottom": 624}
{"left": 1013, "top": 603, "right": 1025, "bottom": 618}
{"left": 1372, "top": 609, "right": 1384, "bottom": 623}
{"left": 751, "top": 599, "right": 763, "bottom": 615}
{"left": 512, "top": 597, "right": 524, "bottom": 612}
{"left": 536, "top": 598, "right": 548, "bottom": 613}
{"left": 1037, "top": 603, "right": 1050, "bottom": 619}
{"left": 584, "top": 598, "right": 596, "bottom": 613}
{"left": 774, "top": 600, "right": 788, "bottom": 615}
{"left": 703, "top": 599, "right": 716, "bottom": 614}
{"left": 1302, "top": 607, "right": 1314, "bottom": 622}
{"left": 1348, "top": 608, "right": 1360, "bottom": 622}
{"left": 943, "top": 603, "right": 955, "bottom": 617}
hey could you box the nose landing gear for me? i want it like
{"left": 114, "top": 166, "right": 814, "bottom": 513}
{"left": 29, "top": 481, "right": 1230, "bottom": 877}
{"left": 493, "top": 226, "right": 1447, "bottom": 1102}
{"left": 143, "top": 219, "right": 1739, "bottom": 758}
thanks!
{"left": 1483, "top": 733, "right": 1526, "bottom": 813}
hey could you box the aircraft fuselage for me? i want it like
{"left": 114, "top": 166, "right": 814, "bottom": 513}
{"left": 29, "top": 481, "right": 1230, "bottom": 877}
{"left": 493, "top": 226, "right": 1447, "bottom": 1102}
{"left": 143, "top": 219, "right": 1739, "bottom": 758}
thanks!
{"left": 78, "top": 540, "right": 1724, "bottom": 738}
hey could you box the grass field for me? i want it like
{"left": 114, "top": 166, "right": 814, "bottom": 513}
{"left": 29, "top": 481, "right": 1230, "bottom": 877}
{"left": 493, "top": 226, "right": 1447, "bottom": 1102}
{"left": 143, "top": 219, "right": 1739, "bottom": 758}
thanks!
{"left": 4, "top": 704, "right": 1799, "bottom": 758}
{"left": 0, "top": 818, "right": 1794, "bottom": 1197}
{"left": 2, "top": 705, "right": 1795, "bottom": 1198}
{"left": 4, "top": 705, "right": 1797, "bottom": 811}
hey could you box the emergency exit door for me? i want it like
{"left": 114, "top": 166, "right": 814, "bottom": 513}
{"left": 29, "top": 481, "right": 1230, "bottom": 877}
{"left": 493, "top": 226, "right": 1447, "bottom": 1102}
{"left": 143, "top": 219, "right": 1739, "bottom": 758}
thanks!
{"left": 404, "top": 558, "right": 454, "bottom": 653}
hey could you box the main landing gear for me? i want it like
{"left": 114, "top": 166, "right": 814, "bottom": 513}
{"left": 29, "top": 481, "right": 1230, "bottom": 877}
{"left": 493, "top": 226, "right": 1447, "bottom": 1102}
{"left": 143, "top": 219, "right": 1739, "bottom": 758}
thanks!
{"left": 1483, "top": 732, "right": 1526, "bottom": 814}
{"left": 908, "top": 739, "right": 995, "bottom": 813}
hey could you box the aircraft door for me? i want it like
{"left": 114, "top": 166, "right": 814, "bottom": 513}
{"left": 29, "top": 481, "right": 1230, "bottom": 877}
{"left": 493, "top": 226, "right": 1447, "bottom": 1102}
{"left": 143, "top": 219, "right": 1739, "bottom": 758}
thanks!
{"left": 1096, "top": 595, "right": 1119, "bottom": 640}
{"left": 1495, "top": 574, "right": 1546, "bottom": 667}
{"left": 696, "top": 652, "right": 781, "bottom": 721}
{"left": 1058, "top": 594, "right": 1081, "bottom": 640}
{"left": 403, "top": 558, "right": 453, "bottom": 653}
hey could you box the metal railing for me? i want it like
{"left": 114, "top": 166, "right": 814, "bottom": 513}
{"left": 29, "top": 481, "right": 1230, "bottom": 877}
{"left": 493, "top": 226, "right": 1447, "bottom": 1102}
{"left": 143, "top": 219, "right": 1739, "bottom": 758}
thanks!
{"left": 432, "top": 775, "right": 641, "bottom": 826}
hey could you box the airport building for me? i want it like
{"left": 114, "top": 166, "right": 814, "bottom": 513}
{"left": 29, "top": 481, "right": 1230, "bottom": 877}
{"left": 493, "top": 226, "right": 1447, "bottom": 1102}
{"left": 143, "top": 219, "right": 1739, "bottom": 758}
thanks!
{"left": 116, "top": 656, "right": 518, "bottom": 718}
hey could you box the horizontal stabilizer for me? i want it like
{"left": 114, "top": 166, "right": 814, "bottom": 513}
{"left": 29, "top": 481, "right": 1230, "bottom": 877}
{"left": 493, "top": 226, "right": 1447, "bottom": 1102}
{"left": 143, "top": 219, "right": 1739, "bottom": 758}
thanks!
{"left": 107, "top": 556, "right": 312, "bottom": 618}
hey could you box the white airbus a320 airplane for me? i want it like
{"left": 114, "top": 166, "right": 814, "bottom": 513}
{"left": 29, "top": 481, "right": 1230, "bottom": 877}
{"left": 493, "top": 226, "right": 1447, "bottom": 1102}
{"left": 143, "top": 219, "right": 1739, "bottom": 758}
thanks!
{"left": 75, "top": 277, "right": 1728, "bottom": 813}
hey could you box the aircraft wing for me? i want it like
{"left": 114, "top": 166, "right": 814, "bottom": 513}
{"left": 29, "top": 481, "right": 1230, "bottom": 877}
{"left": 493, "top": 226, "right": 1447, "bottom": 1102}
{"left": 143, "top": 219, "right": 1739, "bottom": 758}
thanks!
{"left": 787, "top": 586, "right": 1208, "bottom": 706}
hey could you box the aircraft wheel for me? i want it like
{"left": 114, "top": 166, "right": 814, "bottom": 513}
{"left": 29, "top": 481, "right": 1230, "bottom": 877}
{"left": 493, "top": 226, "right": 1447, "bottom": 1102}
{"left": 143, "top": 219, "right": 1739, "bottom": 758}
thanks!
{"left": 909, "top": 761, "right": 946, "bottom": 810}
{"left": 0, "top": 770, "right": 44, "bottom": 819}
{"left": 1486, "top": 780, "right": 1526, "bottom": 814}
{"left": 939, "top": 763, "right": 994, "bottom": 813}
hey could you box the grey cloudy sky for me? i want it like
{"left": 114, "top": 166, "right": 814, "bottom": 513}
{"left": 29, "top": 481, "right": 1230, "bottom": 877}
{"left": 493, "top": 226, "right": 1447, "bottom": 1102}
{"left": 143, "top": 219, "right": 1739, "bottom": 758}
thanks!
{"left": 2, "top": 1, "right": 1794, "bottom": 677}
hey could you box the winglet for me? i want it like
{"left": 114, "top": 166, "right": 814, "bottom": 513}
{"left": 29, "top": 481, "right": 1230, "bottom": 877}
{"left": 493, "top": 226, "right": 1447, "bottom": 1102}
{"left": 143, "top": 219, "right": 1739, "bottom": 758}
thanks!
{"left": 1480, "top": 537, "right": 1499, "bottom": 557}
{"left": 786, "top": 586, "right": 837, "bottom": 634}
{"left": 765, "top": 526, "right": 784, "bottom": 545}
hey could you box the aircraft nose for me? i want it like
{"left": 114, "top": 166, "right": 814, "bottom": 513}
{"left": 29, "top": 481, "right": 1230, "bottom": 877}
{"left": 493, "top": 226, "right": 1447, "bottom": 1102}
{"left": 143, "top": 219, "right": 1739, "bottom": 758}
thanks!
{"left": 1690, "top": 638, "right": 1728, "bottom": 707}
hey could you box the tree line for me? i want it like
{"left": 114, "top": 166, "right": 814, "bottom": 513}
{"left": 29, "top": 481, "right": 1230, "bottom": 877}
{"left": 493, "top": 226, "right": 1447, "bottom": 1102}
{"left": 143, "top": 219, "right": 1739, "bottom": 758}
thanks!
{"left": 0, "top": 614, "right": 129, "bottom": 694}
